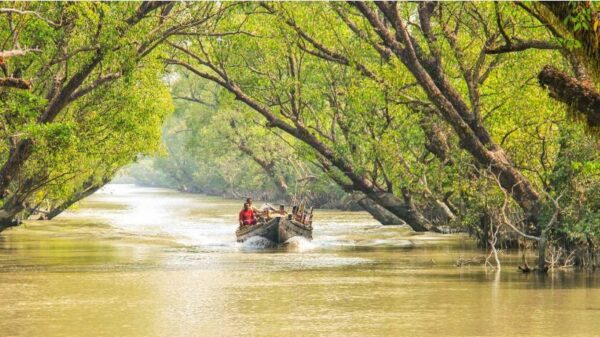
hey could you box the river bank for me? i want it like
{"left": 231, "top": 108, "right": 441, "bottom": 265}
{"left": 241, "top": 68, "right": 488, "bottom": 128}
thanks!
{"left": 1, "top": 184, "right": 599, "bottom": 337}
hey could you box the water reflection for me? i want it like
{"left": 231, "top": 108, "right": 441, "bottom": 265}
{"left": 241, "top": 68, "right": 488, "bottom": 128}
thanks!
{"left": 0, "top": 184, "right": 598, "bottom": 337}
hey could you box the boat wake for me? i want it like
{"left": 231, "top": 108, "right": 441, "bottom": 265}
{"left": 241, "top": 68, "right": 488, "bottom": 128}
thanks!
{"left": 241, "top": 236, "right": 277, "bottom": 250}
{"left": 236, "top": 235, "right": 316, "bottom": 252}
{"left": 284, "top": 236, "right": 315, "bottom": 251}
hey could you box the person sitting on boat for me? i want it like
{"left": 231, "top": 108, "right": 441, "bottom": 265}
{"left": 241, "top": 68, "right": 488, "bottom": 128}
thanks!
{"left": 263, "top": 204, "right": 286, "bottom": 220}
{"left": 239, "top": 203, "right": 257, "bottom": 227}
{"left": 275, "top": 205, "right": 287, "bottom": 216}
{"left": 246, "top": 198, "right": 262, "bottom": 216}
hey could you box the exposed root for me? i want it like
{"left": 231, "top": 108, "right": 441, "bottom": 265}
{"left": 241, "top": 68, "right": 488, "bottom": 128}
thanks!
{"left": 546, "top": 246, "right": 576, "bottom": 270}
{"left": 485, "top": 221, "right": 502, "bottom": 270}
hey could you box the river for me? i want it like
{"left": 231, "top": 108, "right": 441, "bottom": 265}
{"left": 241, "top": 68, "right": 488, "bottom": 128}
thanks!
{"left": 0, "top": 184, "right": 598, "bottom": 337}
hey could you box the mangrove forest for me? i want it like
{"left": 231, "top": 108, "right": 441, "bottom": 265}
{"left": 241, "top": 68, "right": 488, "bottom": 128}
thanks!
{"left": 1, "top": 2, "right": 599, "bottom": 336}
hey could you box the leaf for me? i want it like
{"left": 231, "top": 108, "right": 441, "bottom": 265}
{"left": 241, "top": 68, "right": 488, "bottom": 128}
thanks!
{"left": 563, "top": 15, "right": 572, "bottom": 26}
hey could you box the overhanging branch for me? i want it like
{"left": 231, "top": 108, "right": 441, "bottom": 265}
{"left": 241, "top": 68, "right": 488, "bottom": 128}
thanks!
{"left": 538, "top": 65, "right": 600, "bottom": 127}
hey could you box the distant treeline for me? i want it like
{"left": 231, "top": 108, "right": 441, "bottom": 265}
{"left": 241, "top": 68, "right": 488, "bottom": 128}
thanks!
{"left": 121, "top": 100, "right": 351, "bottom": 209}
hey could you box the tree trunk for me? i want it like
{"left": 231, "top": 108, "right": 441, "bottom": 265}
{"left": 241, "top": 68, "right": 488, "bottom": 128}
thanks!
{"left": 47, "top": 182, "right": 106, "bottom": 220}
{"left": 234, "top": 141, "right": 288, "bottom": 198}
{"left": 0, "top": 210, "right": 20, "bottom": 232}
{"left": 0, "top": 77, "right": 32, "bottom": 89}
{"left": 538, "top": 65, "right": 600, "bottom": 128}
{"left": 317, "top": 158, "right": 432, "bottom": 231}
{"left": 0, "top": 197, "right": 25, "bottom": 232}
{"left": 537, "top": 232, "right": 548, "bottom": 273}
{"left": 351, "top": 192, "right": 406, "bottom": 225}
{"left": 420, "top": 114, "right": 453, "bottom": 164}
{"left": 0, "top": 139, "right": 33, "bottom": 198}
{"left": 227, "top": 120, "right": 289, "bottom": 199}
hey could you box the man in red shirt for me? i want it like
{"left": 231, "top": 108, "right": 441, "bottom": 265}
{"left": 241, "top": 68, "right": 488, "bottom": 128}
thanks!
{"left": 239, "top": 202, "right": 257, "bottom": 226}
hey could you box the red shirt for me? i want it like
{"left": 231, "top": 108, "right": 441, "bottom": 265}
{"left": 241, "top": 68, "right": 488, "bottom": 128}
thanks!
{"left": 239, "top": 209, "right": 255, "bottom": 222}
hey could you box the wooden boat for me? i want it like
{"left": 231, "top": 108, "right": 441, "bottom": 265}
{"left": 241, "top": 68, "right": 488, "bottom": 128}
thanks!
{"left": 236, "top": 216, "right": 313, "bottom": 243}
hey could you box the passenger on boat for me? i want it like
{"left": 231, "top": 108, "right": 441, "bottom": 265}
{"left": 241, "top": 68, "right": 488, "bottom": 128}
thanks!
{"left": 246, "top": 198, "right": 262, "bottom": 215}
{"left": 263, "top": 204, "right": 286, "bottom": 220}
{"left": 276, "top": 205, "right": 287, "bottom": 216}
{"left": 239, "top": 203, "right": 257, "bottom": 226}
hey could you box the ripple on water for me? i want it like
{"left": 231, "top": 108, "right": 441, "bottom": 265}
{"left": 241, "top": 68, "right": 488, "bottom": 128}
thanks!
{"left": 273, "top": 254, "right": 371, "bottom": 270}
{"left": 358, "top": 238, "right": 414, "bottom": 248}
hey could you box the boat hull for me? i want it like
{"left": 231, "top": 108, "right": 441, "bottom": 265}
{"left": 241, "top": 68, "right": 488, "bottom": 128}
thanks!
{"left": 236, "top": 217, "right": 312, "bottom": 243}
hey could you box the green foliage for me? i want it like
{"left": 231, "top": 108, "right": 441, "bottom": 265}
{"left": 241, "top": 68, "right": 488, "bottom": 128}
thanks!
{"left": 127, "top": 73, "right": 345, "bottom": 205}
{"left": 0, "top": 2, "right": 174, "bottom": 217}
{"left": 0, "top": 1, "right": 597, "bottom": 253}
{"left": 546, "top": 126, "right": 600, "bottom": 242}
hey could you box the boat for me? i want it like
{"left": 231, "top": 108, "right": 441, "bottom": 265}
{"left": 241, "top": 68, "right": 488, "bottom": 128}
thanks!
{"left": 236, "top": 216, "right": 313, "bottom": 243}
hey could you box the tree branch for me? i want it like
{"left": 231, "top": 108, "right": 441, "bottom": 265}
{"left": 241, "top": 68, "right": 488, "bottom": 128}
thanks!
{"left": 0, "top": 48, "right": 41, "bottom": 58}
{"left": 485, "top": 39, "right": 560, "bottom": 55}
{"left": 69, "top": 72, "right": 122, "bottom": 101}
{"left": 0, "top": 8, "right": 59, "bottom": 26}
{"left": 0, "top": 77, "right": 31, "bottom": 89}
{"left": 538, "top": 65, "right": 600, "bottom": 127}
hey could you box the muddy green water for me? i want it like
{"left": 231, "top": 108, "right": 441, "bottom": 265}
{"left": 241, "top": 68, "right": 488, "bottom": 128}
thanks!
{"left": 0, "top": 185, "right": 598, "bottom": 337}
